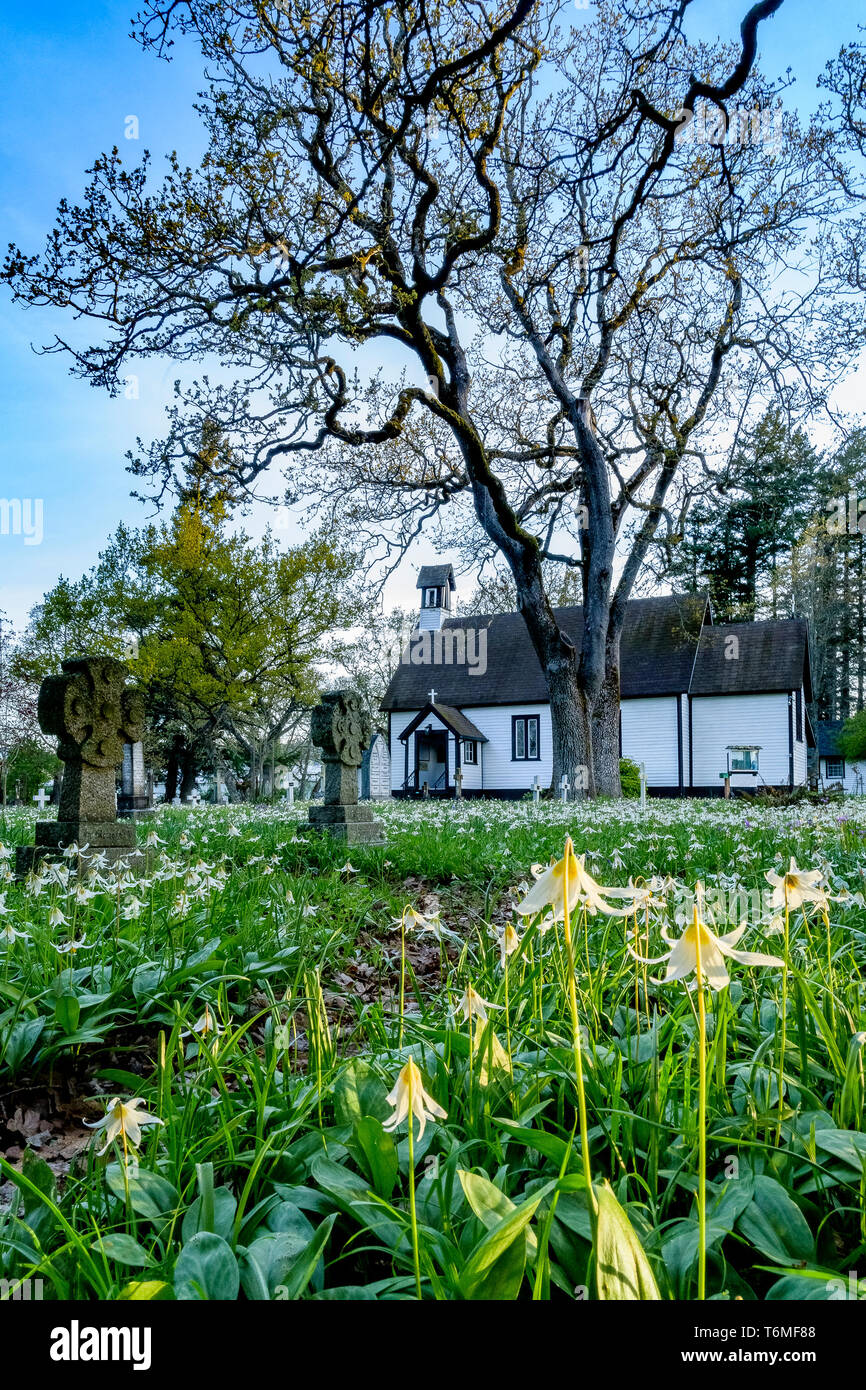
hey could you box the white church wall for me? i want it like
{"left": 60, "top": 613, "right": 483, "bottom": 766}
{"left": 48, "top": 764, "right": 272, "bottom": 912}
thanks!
{"left": 620, "top": 696, "right": 680, "bottom": 787}
{"left": 691, "top": 692, "right": 792, "bottom": 787}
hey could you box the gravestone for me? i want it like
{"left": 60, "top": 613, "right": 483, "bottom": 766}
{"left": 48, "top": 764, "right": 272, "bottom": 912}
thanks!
{"left": 118, "top": 739, "right": 153, "bottom": 818}
{"left": 302, "top": 690, "right": 385, "bottom": 845}
{"left": 360, "top": 731, "right": 391, "bottom": 800}
{"left": 16, "top": 656, "right": 145, "bottom": 874}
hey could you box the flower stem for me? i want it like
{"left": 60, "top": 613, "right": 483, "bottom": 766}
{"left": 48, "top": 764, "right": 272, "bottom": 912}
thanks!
{"left": 694, "top": 911, "right": 707, "bottom": 1302}
{"left": 561, "top": 841, "right": 596, "bottom": 1231}
{"left": 777, "top": 897, "right": 789, "bottom": 1143}
{"left": 406, "top": 1075, "right": 422, "bottom": 1300}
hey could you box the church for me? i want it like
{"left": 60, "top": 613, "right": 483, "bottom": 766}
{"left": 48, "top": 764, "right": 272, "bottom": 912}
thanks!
{"left": 380, "top": 565, "right": 814, "bottom": 798}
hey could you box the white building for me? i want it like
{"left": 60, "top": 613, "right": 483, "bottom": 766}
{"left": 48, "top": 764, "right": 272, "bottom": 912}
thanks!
{"left": 381, "top": 565, "right": 814, "bottom": 798}
{"left": 816, "top": 721, "right": 866, "bottom": 793}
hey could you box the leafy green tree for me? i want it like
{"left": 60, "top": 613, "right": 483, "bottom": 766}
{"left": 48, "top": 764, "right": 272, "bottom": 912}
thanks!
{"left": 837, "top": 709, "right": 866, "bottom": 761}
{"left": 666, "top": 409, "right": 819, "bottom": 622}
{"left": 16, "top": 502, "right": 361, "bottom": 798}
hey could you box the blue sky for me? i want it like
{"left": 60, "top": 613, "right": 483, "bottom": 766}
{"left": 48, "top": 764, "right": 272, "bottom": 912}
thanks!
{"left": 0, "top": 0, "right": 863, "bottom": 631}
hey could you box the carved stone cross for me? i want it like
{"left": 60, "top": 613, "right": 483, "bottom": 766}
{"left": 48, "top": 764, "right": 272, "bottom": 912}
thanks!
{"left": 304, "top": 689, "right": 385, "bottom": 845}
{"left": 17, "top": 656, "right": 145, "bottom": 873}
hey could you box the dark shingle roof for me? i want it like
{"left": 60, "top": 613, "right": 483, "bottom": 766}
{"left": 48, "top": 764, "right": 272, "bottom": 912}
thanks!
{"left": 817, "top": 720, "right": 844, "bottom": 757}
{"left": 690, "top": 620, "right": 812, "bottom": 699}
{"left": 398, "top": 702, "right": 488, "bottom": 742}
{"left": 416, "top": 564, "right": 455, "bottom": 591}
{"left": 382, "top": 593, "right": 709, "bottom": 710}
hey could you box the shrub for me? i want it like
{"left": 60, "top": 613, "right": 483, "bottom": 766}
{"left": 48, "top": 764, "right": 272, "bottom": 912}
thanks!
{"left": 619, "top": 757, "right": 641, "bottom": 798}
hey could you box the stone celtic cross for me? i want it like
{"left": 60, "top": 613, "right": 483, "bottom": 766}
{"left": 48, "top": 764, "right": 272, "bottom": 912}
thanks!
{"left": 311, "top": 689, "right": 370, "bottom": 806}
{"left": 17, "top": 656, "right": 145, "bottom": 873}
{"left": 304, "top": 689, "right": 384, "bottom": 845}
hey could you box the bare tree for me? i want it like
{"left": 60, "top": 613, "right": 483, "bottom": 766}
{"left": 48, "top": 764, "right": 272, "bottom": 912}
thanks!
{"left": 4, "top": 0, "right": 860, "bottom": 792}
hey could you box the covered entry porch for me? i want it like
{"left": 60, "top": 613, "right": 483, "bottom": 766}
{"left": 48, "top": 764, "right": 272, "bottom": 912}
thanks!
{"left": 397, "top": 700, "right": 487, "bottom": 797}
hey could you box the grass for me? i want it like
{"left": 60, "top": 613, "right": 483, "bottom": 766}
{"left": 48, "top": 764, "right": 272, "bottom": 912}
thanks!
{"left": 1, "top": 795, "right": 865, "bottom": 1302}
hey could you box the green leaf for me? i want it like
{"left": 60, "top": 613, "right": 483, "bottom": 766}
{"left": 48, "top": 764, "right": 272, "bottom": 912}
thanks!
{"left": 117, "top": 1280, "right": 173, "bottom": 1301}
{"left": 458, "top": 1182, "right": 555, "bottom": 1299}
{"left": 332, "top": 1058, "right": 391, "bottom": 1126}
{"left": 3, "top": 1017, "right": 46, "bottom": 1073}
{"left": 355, "top": 1116, "right": 398, "bottom": 1199}
{"left": 311, "top": 1285, "right": 377, "bottom": 1301}
{"left": 182, "top": 1185, "right": 237, "bottom": 1243}
{"left": 309, "top": 1154, "right": 402, "bottom": 1249}
{"left": 814, "top": 1128, "right": 866, "bottom": 1172}
{"left": 736, "top": 1176, "right": 815, "bottom": 1266}
{"left": 93, "top": 1233, "right": 154, "bottom": 1268}
{"left": 492, "top": 1117, "right": 571, "bottom": 1168}
{"left": 54, "top": 991, "right": 81, "bottom": 1036}
{"left": 106, "top": 1165, "right": 178, "bottom": 1223}
{"left": 458, "top": 1169, "right": 537, "bottom": 1257}
{"left": 280, "top": 1213, "right": 337, "bottom": 1300}
{"left": 595, "top": 1182, "right": 661, "bottom": 1301}
{"left": 241, "top": 1230, "right": 313, "bottom": 1300}
{"left": 174, "top": 1232, "right": 240, "bottom": 1301}
{"left": 21, "top": 1149, "right": 57, "bottom": 1205}
{"left": 767, "top": 1273, "right": 849, "bottom": 1300}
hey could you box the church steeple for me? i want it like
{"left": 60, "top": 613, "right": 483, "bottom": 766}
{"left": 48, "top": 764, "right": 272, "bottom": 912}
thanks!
{"left": 416, "top": 564, "right": 456, "bottom": 631}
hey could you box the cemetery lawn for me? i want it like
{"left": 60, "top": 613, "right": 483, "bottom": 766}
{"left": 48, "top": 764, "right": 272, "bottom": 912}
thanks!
{"left": 1, "top": 797, "right": 866, "bottom": 1302}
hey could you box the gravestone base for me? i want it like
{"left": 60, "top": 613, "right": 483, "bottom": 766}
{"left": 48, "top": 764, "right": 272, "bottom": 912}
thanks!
{"left": 16, "top": 843, "right": 149, "bottom": 877}
{"left": 16, "top": 818, "right": 147, "bottom": 877}
{"left": 303, "top": 803, "right": 385, "bottom": 846}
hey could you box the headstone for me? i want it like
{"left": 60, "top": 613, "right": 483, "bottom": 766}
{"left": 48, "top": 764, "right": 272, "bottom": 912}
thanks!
{"left": 172, "top": 794, "right": 182, "bottom": 808}
{"left": 639, "top": 762, "right": 647, "bottom": 811}
{"left": 532, "top": 776, "right": 541, "bottom": 804}
{"left": 360, "top": 731, "right": 391, "bottom": 800}
{"left": 286, "top": 783, "right": 295, "bottom": 805}
{"left": 118, "top": 739, "right": 153, "bottom": 818}
{"left": 33, "top": 787, "right": 48, "bottom": 812}
{"left": 16, "top": 656, "right": 145, "bottom": 875}
{"left": 454, "top": 767, "right": 463, "bottom": 799}
{"left": 190, "top": 788, "right": 202, "bottom": 808}
{"left": 559, "top": 773, "right": 569, "bottom": 803}
{"left": 301, "top": 690, "right": 385, "bottom": 845}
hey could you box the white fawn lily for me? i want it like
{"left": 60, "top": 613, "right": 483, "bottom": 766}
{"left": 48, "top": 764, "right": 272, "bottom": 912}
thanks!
{"left": 765, "top": 858, "right": 827, "bottom": 911}
{"left": 632, "top": 909, "right": 784, "bottom": 991}
{"left": 383, "top": 1059, "right": 447, "bottom": 1141}
{"left": 518, "top": 838, "right": 633, "bottom": 920}
{"left": 85, "top": 1097, "right": 164, "bottom": 1156}
{"left": 456, "top": 984, "right": 501, "bottom": 1024}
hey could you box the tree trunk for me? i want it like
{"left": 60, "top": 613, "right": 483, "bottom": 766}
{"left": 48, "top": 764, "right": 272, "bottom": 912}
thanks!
{"left": 542, "top": 658, "right": 595, "bottom": 795}
{"left": 593, "top": 655, "right": 622, "bottom": 797}
{"left": 179, "top": 749, "right": 197, "bottom": 801}
{"left": 165, "top": 749, "right": 179, "bottom": 802}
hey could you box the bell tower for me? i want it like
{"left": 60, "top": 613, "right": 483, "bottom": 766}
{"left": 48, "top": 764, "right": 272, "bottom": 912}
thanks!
{"left": 416, "top": 564, "right": 456, "bottom": 632}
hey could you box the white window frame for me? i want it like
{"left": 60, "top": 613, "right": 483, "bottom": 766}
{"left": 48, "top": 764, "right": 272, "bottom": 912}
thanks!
{"left": 826, "top": 757, "right": 844, "bottom": 780}
{"left": 729, "top": 746, "right": 759, "bottom": 773}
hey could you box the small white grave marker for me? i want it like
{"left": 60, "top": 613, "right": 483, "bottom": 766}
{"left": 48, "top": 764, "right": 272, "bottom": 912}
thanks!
{"left": 33, "top": 787, "right": 48, "bottom": 812}
{"left": 532, "top": 776, "right": 541, "bottom": 804}
{"left": 559, "top": 773, "right": 569, "bottom": 803}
